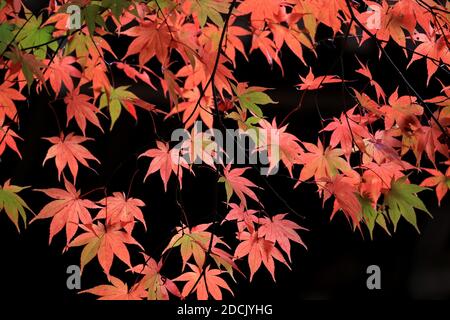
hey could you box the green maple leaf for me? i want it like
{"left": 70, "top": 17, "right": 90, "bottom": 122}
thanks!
{"left": 102, "top": 0, "right": 131, "bottom": 20}
{"left": 0, "top": 23, "right": 14, "bottom": 54}
{"left": 100, "top": 86, "right": 139, "bottom": 129}
{"left": 0, "top": 180, "right": 32, "bottom": 232}
{"left": 384, "top": 177, "right": 431, "bottom": 233}
{"left": 15, "top": 14, "right": 57, "bottom": 59}
{"left": 232, "top": 84, "right": 276, "bottom": 118}
{"left": 359, "top": 196, "right": 390, "bottom": 239}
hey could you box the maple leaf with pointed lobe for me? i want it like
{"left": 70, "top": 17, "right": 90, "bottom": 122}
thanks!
{"left": 81, "top": 276, "right": 145, "bottom": 300}
{"left": 69, "top": 221, "right": 143, "bottom": 277}
{"left": 223, "top": 203, "right": 258, "bottom": 232}
{"left": 258, "top": 213, "right": 307, "bottom": 261}
{"left": 44, "top": 55, "right": 81, "bottom": 96}
{"left": 96, "top": 192, "right": 146, "bottom": 234}
{"left": 384, "top": 177, "right": 431, "bottom": 233}
{"left": 0, "top": 179, "right": 32, "bottom": 232}
{"left": 322, "top": 107, "right": 371, "bottom": 159}
{"left": 258, "top": 118, "right": 303, "bottom": 176}
{"left": 163, "top": 224, "right": 212, "bottom": 271}
{"left": 323, "top": 174, "right": 362, "bottom": 229}
{"left": 237, "top": 0, "right": 284, "bottom": 28}
{"left": 31, "top": 177, "right": 99, "bottom": 244}
{"left": 421, "top": 168, "right": 450, "bottom": 206}
{"left": 0, "top": 121, "right": 22, "bottom": 158}
{"left": 123, "top": 19, "right": 171, "bottom": 66}
{"left": 130, "top": 254, "right": 181, "bottom": 300}
{"left": 355, "top": 58, "right": 386, "bottom": 102}
{"left": 0, "top": 81, "right": 25, "bottom": 124}
{"left": 235, "top": 231, "right": 289, "bottom": 281}
{"left": 139, "top": 141, "right": 189, "bottom": 192}
{"left": 296, "top": 140, "right": 352, "bottom": 185}
{"left": 174, "top": 263, "right": 233, "bottom": 300}
{"left": 296, "top": 68, "right": 342, "bottom": 91}
{"left": 166, "top": 88, "right": 215, "bottom": 129}
{"left": 42, "top": 132, "right": 100, "bottom": 183}
{"left": 64, "top": 88, "right": 103, "bottom": 136}
{"left": 219, "top": 164, "right": 260, "bottom": 207}
{"left": 114, "top": 62, "right": 156, "bottom": 89}
{"left": 381, "top": 89, "right": 424, "bottom": 132}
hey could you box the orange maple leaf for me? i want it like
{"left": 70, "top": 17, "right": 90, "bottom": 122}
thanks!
{"left": 42, "top": 132, "right": 99, "bottom": 182}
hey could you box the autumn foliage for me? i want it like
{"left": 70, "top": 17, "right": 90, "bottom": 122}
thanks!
{"left": 0, "top": 0, "right": 449, "bottom": 300}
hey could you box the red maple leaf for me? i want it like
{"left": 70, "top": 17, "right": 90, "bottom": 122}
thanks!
{"left": 235, "top": 231, "right": 289, "bottom": 281}
{"left": 296, "top": 68, "right": 342, "bottom": 91}
{"left": 43, "top": 55, "right": 81, "bottom": 96}
{"left": 258, "top": 213, "right": 307, "bottom": 261}
{"left": 96, "top": 192, "right": 147, "bottom": 234}
{"left": 64, "top": 88, "right": 103, "bottom": 136}
{"left": 81, "top": 276, "right": 145, "bottom": 300}
{"left": 130, "top": 254, "right": 181, "bottom": 300}
{"left": 31, "top": 177, "right": 99, "bottom": 244}
{"left": 0, "top": 81, "right": 25, "bottom": 124}
{"left": 421, "top": 168, "right": 449, "bottom": 205}
{"left": 68, "top": 221, "right": 143, "bottom": 277}
{"left": 174, "top": 263, "right": 233, "bottom": 300}
{"left": 221, "top": 164, "right": 260, "bottom": 207}
{"left": 0, "top": 121, "right": 22, "bottom": 158}
{"left": 139, "top": 141, "right": 189, "bottom": 191}
{"left": 42, "top": 132, "right": 100, "bottom": 182}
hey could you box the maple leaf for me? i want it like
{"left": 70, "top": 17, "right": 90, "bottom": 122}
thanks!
{"left": 130, "top": 254, "right": 181, "bottom": 300}
{"left": 0, "top": 81, "right": 25, "bottom": 124}
{"left": 114, "top": 62, "right": 156, "bottom": 89}
{"left": 0, "top": 121, "right": 22, "bottom": 159}
{"left": 421, "top": 168, "right": 450, "bottom": 206}
{"left": 408, "top": 31, "right": 450, "bottom": 85}
{"left": 381, "top": 89, "right": 424, "bottom": 132}
{"left": 296, "top": 68, "right": 342, "bottom": 91}
{"left": 5, "top": 47, "right": 47, "bottom": 89}
{"left": 64, "top": 88, "right": 103, "bottom": 136}
{"left": 270, "top": 21, "right": 314, "bottom": 66}
{"left": 163, "top": 224, "right": 212, "bottom": 271}
{"left": 322, "top": 107, "right": 371, "bottom": 159}
{"left": 235, "top": 231, "right": 289, "bottom": 282}
{"left": 123, "top": 19, "right": 171, "bottom": 66}
{"left": 31, "top": 177, "right": 99, "bottom": 244}
{"left": 257, "top": 118, "right": 303, "bottom": 176}
{"left": 258, "top": 213, "right": 307, "bottom": 261}
{"left": 174, "top": 263, "right": 233, "bottom": 300}
{"left": 43, "top": 55, "right": 81, "bottom": 96}
{"left": 249, "top": 30, "right": 283, "bottom": 71}
{"left": 359, "top": 195, "right": 390, "bottom": 240}
{"left": 384, "top": 177, "right": 431, "bottom": 233}
{"left": 0, "top": 179, "right": 32, "bottom": 232}
{"left": 323, "top": 174, "right": 363, "bottom": 229}
{"left": 99, "top": 86, "right": 155, "bottom": 129}
{"left": 355, "top": 58, "right": 386, "bottom": 102}
{"left": 233, "top": 83, "right": 276, "bottom": 118}
{"left": 69, "top": 221, "right": 143, "bottom": 277}
{"left": 237, "top": 0, "right": 284, "bottom": 28}
{"left": 219, "top": 164, "right": 260, "bottom": 207}
{"left": 223, "top": 202, "right": 258, "bottom": 232}
{"left": 166, "top": 88, "right": 214, "bottom": 129}
{"left": 296, "top": 140, "right": 352, "bottom": 185}
{"left": 139, "top": 141, "right": 189, "bottom": 192}
{"left": 96, "top": 192, "right": 146, "bottom": 234}
{"left": 81, "top": 276, "right": 145, "bottom": 300}
{"left": 182, "top": 0, "right": 231, "bottom": 27}
{"left": 43, "top": 132, "right": 100, "bottom": 183}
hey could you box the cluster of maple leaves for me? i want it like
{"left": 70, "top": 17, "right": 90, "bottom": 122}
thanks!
{"left": 0, "top": 0, "right": 449, "bottom": 300}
